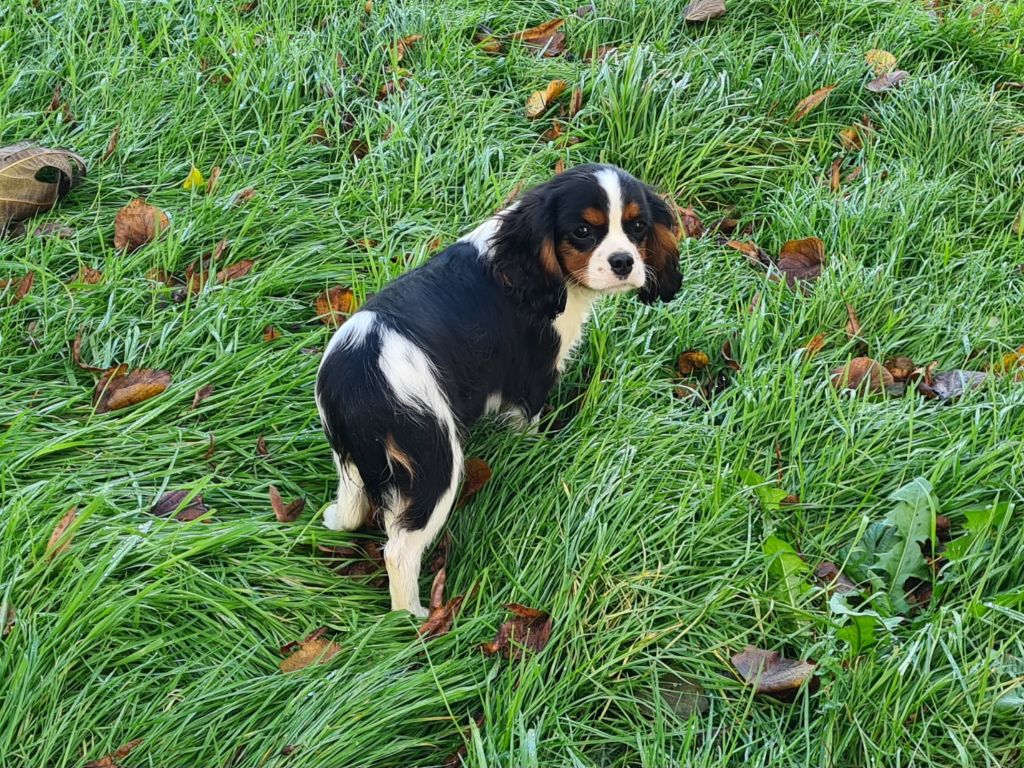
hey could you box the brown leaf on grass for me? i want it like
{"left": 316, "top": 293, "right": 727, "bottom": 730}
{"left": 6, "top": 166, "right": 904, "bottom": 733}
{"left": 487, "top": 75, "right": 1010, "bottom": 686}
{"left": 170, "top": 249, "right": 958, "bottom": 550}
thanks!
{"left": 429, "top": 530, "right": 452, "bottom": 574}
{"left": 553, "top": 158, "right": 565, "bottom": 174}
{"left": 0, "top": 143, "right": 87, "bottom": 232}
{"left": 318, "top": 541, "right": 387, "bottom": 586}
{"left": 991, "top": 345, "right": 1024, "bottom": 374}
{"left": 839, "top": 125, "right": 863, "bottom": 151}
{"left": 677, "top": 207, "right": 704, "bottom": 238}
{"left": 867, "top": 70, "right": 909, "bottom": 93}
{"left": 683, "top": 0, "right": 726, "bottom": 22}
{"left": 101, "top": 125, "right": 120, "bottom": 163}
{"left": 262, "top": 325, "right": 281, "bottom": 342}
{"left": 583, "top": 45, "right": 618, "bottom": 63}
{"left": 525, "top": 80, "right": 568, "bottom": 119}
{"left": 884, "top": 356, "right": 916, "bottom": 382}
{"left": 206, "top": 165, "right": 222, "bottom": 194}
{"left": 4, "top": 272, "right": 34, "bottom": 305}
{"left": 567, "top": 88, "right": 584, "bottom": 118}
{"left": 84, "top": 739, "right": 143, "bottom": 768}
{"left": 191, "top": 384, "right": 214, "bottom": 411}
{"left": 270, "top": 485, "right": 305, "bottom": 522}
{"left": 75, "top": 266, "right": 102, "bottom": 284}
{"left": 418, "top": 568, "right": 466, "bottom": 638}
{"left": 93, "top": 366, "right": 171, "bottom": 413}
{"left": 726, "top": 239, "right": 772, "bottom": 268}
{"left": 442, "top": 713, "right": 486, "bottom": 768}
{"left": 540, "top": 120, "right": 564, "bottom": 142}
{"left": 315, "top": 286, "right": 356, "bottom": 327}
{"left": 721, "top": 340, "right": 740, "bottom": 372}
{"left": 813, "top": 561, "right": 858, "bottom": 595}
{"left": 474, "top": 25, "right": 504, "bottom": 54}
{"left": 830, "top": 357, "right": 894, "bottom": 393}
{"left": 457, "top": 458, "right": 492, "bottom": 508}
{"left": 231, "top": 187, "right": 256, "bottom": 206}
{"left": 47, "top": 506, "right": 78, "bottom": 558}
{"left": 376, "top": 78, "right": 406, "bottom": 101}
{"left": 256, "top": 434, "right": 269, "bottom": 456}
{"left": 804, "top": 333, "right": 826, "bottom": 357}
{"left": 481, "top": 604, "right": 552, "bottom": 659}
{"left": 917, "top": 370, "right": 987, "bottom": 400}
{"left": 71, "top": 330, "right": 106, "bottom": 372}
{"left": 730, "top": 645, "right": 819, "bottom": 700}
{"left": 864, "top": 49, "right": 898, "bottom": 77}
{"left": 1, "top": 604, "right": 14, "bottom": 638}
{"left": 829, "top": 158, "right": 842, "bottom": 193}
{"left": 392, "top": 34, "right": 422, "bottom": 61}
{"left": 309, "top": 125, "right": 330, "bottom": 146}
{"left": 511, "top": 19, "right": 566, "bottom": 57}
{"left": 777, "top": 237, "right": 824, "bottom": 286}
{"left": 203, "top": 432, "right": 216, "bottom": 461}
{"left": 113, "top": 199, "right": 169, "bottom": 252}
{"left": 36, "top": 221, "right": 75, "bottom": 239}
{"left": 279, "top": 627, "right": 341, "bottom": 673}
{"left": 151, "top": 490, "right": 209, "bottom": 522}
{"left": 677, "top": 350, "right": 710, "bottom": 376}
{"left": 845, "top": 304, "right": 861, "bottom": 341}
{"left": 790, "top": 85, "right": 836, "bottom": 123}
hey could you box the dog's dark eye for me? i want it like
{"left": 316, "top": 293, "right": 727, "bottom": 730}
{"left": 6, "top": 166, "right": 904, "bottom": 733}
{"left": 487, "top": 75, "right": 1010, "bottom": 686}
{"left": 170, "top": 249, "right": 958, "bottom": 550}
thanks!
{"left": 628, "top": 220, "right": 647, "bottom": 236}
{"left": 573, "top": 225, "right": 592, "bottom": 239}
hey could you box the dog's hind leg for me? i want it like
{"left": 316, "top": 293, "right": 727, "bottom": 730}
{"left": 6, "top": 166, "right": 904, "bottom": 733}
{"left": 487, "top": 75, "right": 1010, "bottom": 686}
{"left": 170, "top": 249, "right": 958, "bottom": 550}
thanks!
{"left": 322, "top": 453, "right": 371, "bottom": 531}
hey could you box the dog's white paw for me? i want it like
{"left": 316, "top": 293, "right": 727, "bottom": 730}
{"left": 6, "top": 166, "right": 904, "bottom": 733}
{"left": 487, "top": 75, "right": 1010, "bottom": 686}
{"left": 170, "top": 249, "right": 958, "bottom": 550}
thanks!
{"left": 408, "top": 604, "right": 430, "bottom": 619}
{"left": 321, "top": 503, "right": 345, "bottom": 531}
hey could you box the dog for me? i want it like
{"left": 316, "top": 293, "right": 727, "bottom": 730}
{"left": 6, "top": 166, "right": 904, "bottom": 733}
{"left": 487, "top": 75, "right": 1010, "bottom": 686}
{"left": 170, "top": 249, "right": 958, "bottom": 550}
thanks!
{"left": 315, "top": 164, "right": 681, "bottom": 616}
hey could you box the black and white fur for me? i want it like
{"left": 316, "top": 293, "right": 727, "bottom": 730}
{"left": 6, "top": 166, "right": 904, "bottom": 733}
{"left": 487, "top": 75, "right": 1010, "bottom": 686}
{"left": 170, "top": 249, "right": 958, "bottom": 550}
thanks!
{"left": 315, "top": 164, "right": 681, "bottom": 616}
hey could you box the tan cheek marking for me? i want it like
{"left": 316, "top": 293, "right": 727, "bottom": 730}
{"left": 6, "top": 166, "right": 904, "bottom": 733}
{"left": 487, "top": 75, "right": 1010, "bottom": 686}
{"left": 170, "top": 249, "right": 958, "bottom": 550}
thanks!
{"left": 642, "top": 222, "right": 678, "bottom": 269}
{"left": 623, "top": 201, "right": 642, "bottom": 221}
{"left": 581, "top": 207, "right": 608, "bottom": 227}
{"left": 385, "top": 434, "right": 416, "bottom": 479}
{"left": 539, "top": 237, "right": 562, "bottom": 279}
{"left": 557, "top": 239, "right": 592, "bottom": 283}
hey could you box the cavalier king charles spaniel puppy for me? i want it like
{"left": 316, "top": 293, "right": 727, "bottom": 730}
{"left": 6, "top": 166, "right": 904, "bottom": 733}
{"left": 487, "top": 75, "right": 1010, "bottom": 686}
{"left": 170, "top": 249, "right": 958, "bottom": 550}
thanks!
{"left": 315, "top": 164, "right": 681, "bottom": 616}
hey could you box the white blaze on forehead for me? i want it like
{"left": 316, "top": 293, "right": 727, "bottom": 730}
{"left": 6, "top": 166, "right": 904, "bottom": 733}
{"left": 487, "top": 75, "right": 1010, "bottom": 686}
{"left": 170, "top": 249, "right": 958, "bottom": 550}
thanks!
{"left": 586, "top": 167, "right": 644, "bottom": 289}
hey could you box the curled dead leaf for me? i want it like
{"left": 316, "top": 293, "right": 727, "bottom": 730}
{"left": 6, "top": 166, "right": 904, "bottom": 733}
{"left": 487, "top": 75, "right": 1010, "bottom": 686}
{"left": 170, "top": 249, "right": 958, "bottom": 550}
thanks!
{"left": 418, "top": 568, "right": 466, "bottom": 638}
{"left": 813, "top": 561, "right": 858, "bottom": 594}
{"left": 0, "top": 143, "right": 87, "bottom": 233}
{"left": 206, "top": 165, "right": 222, "bottom": 194}
{"left": 683, "top": 0, "right": 726, "bottom": 22}
{"left": 567, "top": 88, "right": 584, "bottom": 119}
{"left": 35, "top": 221, "right": 75, "bottom": 239}
{"left": 511, "top": 18, "right": 566, "bottom": 57}
{"left": 884, "top": 356, "right": 916, "bottom": 383}
{"left": 845, "top": 304, "right": 861, "bottom": 340}
{"left": 804, "top": 333, "right": 826, "bottom": 357}
{"left": 262, "top": 325, "right": 281, "bottom": 342}
{"left": 279, "top": 627, "right": 341, "bottom": 673}
{"left": 917, "top": 370, "right": 987, "bottom": 400}
{"left": 231, "top": 187, "right": 256, "bottom": 206}
{"left": 991, "top": 345, "right": 1024, "bottom": 374}
{"left": 101, "top": 125, "right": 120, "bottom": 163}
{"left": 46, "top": 506, "right": 78, "bottom": 559}
{"left": 790, "top": 85, "right": 836, "bottom": 123}
{"left": 4, "top": 272, "right": 34, "bottom": 305}
{"left": 829, "top": 159, "right": 842, "bottom": 193}
{"left": 93, "top": 366, "right": 171, "bottom": 413}
{"left": 777, "top": 237, "right": 824, "bottom": 286}
{"left": 721, "top": 340, "right": 740, "bottom": 372}
{"left": 84, "top": 738, "right": 143, "bottom": 768}
{"left": 270, "top": 485, "right": 305, "bottom": 522}
{"left": 839, "top": 125, "right": 863, "bottom": 151}
{"left": 481, "top": 603, "right": 552, "bottom": 659}
{"left": 393, "top": 34, "right": 422, "bottom": 61}
{"left": 830, "top": 357, "right": 894, "bottom": 393}
{"left": 76, "top": 266, "right": 102, "bottom": 284}
{"left": 677, "top": 207, "right": 704, "bottom": 238}
{"left": 458, "top": 458, "right": 492, "bottom": 508}
{"left": 726, "top": 239, "right": 772, "bottom": 268}
{"left": 525, "top": 80, "right": 568, "bottom": 119}
{"left": 731, "top": 645, "right": 819, "bottom": 700}
{"left": 191, "top": 384, "right": 214, "bottom": 411}
{"left": 315, "top": 286, "right": 356, "bottom": 326}
{"left": 867, "top": 70, "right": 908, "bottom": 93}
{"left": 677, "top": 350, "right": 710, "bottom": 376}
{"left": 113, "top": 199, "right": 169, "bottom": 252}
{"left": 256, "top": 434, "right": 269, "bottom": 456}
{"left": 150, "top": 490, "right": 209, "bottom": 522}
{"left": 474, "top": 25, "right": 503, "bottom": 54}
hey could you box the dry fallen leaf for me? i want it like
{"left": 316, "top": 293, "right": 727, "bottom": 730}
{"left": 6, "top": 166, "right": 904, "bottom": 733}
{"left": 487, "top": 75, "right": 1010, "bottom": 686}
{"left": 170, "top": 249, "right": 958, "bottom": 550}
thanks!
{"left": 677, "top": 350, "right": 710, "bottom": 376}
{"left": 790, "top": 85, "right": 836, "bottom": 123}
{"left": 315, "top": 286, "right": 356, "bottom": 326}
{"left": 318, "top": 541, "right": 387, "bottom": 587}
{"left": 231, "top": 187, "right": 256, "bottom": 206}
{"left": 683, "top": 0, "right": 726, "bottom": 22}
{"left": 1, "top": 604, "right": 14, "bottom": 638}
{"left": 583, "top": 45, "right": 618, "bottom": 63}
{"left": 677, "top": 207, "right": 704, "bottom": 238}
{"left": 101, "top": 125, "right": 120, "bottom": 163}
{"left": 865, "top": 48, "right": 898, "bottom": 77}
{"left": 279, "top": 627, "right": 341, "bottom": 673}
{"left": 151, "top": 490, "right": 209, "bottom": 522}
{"left": 47, "top": 506, "right": 78, "bottom": 558}
{"left": 721, "top": 340, "right": 741, "bottom": 372}
{"left": 731, "top": 645, "right": 819, "bottom": 700}
{"left": 991, "top": 345, "right": 1024, "bottom": 374}
{"left": 84, "top": 739, "right": 143, "bottom": 768}
{"left": 74, "top": 266, "right": 102, "bottom": 284}
{"left": 113, "top": 199, "right": 169, "bottom": 252}
{"left": 525, "top": 80, "right": 568, "bottom": 119}
{"left": 4, "top": 271, "right": 34, "bottom": 305}
{"left": 270, "top": 485, "right": 305, "bottom": 522}
{"left": 474, "top": 25, "right": 504, "bottom": 54}
{"left": 540, "top": 120, "right": 565, "bottom": 142}
{"left": 0, "top": 143, "right": 87, "bottom": 233}
{"left": 777, "top": 237, "right": 824, "bottom": 286}
{"left": 845, "top": 304, "right": 861, "bottom": 340}
{"left": 418, "top": 568, "right": 466, "bottom": 638}
{"left": 393, "top": 33, "right": 422, "bottom": 61}
{"left": 182, "top": 166, "right": 205, "bottom": 190}
{"left": 481, "top": 603, "right": 552, "bottom": 659}
{"left": 206, "top": 166, "right": 222, "bottom": 194}
{"left": 567, "top": 88, "right": 584, "bottom": 119}
{"left": 917, "top": 370, "right": 987, "bottom": 400}
{"left": 457, "top": 458, "right": 492, "bottom": 508}
{"left": 256, "top": 434, "right": 269, "bottom": 456}
{"left": 191, "top": 384, "right": 214, "bottom": 411}
{"left": 93, "top": 366, "right": 172, "bottom": 413}
{"left": 71, "top": 330, "right": 106, "bottom": 372}
{"left": 867, "top": 70, "right": 909, "bottom": 93}
{"left": 262, "top": 325, "right": 281, "bottom": 342}
{"left": 511, "top": 18, "right": 566, "bottom": 56}
{"left": 830, "top": 357, "right": 894, "bottom": 393}
{"left": 813, "top": 561, "right": 858, "bottom": 594}
{"left": 884, "top": 356, "right": 916, "bottom": 382}
{"left": 804, "top": 333, "right": 826, "bottom": 357}
{"left": 726, "top": 239, "right": 772, "bottom": 268}
{"left": 829, "top": 158, "right": 842, "bottom": 193}
{"left": 839, "top": 125, "right": 863, "bottom": 151}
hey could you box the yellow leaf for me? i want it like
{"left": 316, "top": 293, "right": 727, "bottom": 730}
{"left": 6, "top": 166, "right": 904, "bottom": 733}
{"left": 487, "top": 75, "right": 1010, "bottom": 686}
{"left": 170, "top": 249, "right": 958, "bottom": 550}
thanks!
{"left": 865, "top": 49, "right": 897, "bottom": 77}
{"left": 790, "top": 85, "right": 836, "bottom": 123}
{"left": 525, "top": 80, "right": 567, "bottom": 119}
{"left": 182, "top": 166, "right": 205, "bottom": 190}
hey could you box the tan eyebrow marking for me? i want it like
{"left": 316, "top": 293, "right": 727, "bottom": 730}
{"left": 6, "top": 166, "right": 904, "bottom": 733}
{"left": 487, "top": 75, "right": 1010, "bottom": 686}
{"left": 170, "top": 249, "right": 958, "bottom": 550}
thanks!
{"left": 622, "top": 201, "right": 642, "bottom": 221}
{"left": 581, "top": 207, "right": 607, "bottom": 227}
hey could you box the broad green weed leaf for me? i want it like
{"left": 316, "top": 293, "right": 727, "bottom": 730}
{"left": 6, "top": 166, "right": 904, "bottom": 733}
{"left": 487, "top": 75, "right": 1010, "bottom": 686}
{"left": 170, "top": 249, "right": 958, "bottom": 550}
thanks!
{"left": 764, "top": 535, "right": 811, "bottom": 606}
{"left": 875, "top": 477, "right": 935, "bottom": 613}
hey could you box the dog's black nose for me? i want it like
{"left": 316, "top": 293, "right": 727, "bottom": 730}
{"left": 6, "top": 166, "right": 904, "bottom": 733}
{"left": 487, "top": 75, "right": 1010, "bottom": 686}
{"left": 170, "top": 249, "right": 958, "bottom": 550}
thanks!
{"left": 608, "top": 252, "right": 634, "bottom": 277}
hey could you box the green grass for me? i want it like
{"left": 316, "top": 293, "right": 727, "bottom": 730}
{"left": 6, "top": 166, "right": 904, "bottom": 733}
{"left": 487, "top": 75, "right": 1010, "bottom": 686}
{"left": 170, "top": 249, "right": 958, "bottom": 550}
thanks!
{"left": 3, "top": 0, "right": 1024, "bottom": 766}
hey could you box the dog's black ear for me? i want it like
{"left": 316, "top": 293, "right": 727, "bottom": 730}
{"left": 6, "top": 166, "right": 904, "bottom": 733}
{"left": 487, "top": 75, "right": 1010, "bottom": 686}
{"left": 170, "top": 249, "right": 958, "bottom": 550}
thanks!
{"left": 491, "top": 187, "right": 567, "bottom": 321}
{"left": 639, "top": 187, "right": 682, "bottom": 304}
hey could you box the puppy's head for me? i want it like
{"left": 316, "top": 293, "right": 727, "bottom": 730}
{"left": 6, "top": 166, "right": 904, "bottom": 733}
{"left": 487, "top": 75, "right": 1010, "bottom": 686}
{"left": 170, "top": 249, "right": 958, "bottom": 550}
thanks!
{"left": 492, "top": 164, "right": 682, "bottom": 318}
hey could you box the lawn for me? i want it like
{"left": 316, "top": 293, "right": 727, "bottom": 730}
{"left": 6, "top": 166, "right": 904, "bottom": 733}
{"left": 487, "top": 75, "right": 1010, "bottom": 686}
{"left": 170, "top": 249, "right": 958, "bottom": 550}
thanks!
{"left": 2, "top": 0, "right": 1024, "bottom": 766}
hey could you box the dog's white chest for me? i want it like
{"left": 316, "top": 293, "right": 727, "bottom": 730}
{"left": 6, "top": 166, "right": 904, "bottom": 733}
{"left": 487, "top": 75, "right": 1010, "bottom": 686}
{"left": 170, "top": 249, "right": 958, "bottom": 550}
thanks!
{"left": 553, "top": 287, "right": 599, "bottom": 371}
